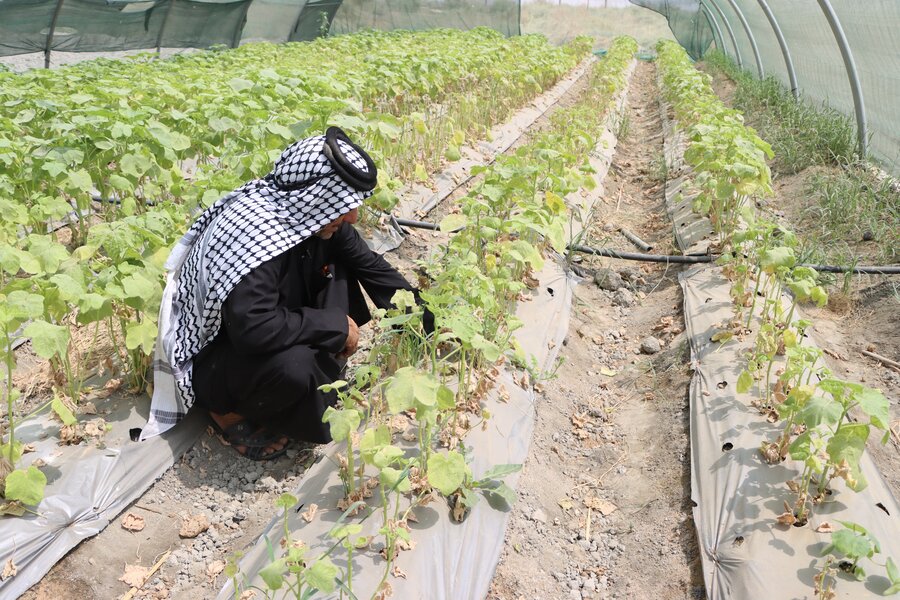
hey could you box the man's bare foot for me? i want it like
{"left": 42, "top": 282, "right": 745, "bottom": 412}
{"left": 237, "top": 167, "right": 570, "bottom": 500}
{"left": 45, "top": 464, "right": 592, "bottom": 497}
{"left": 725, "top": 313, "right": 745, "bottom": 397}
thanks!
{"left": 209, "top": 412, "right": 289, "bottom": 460}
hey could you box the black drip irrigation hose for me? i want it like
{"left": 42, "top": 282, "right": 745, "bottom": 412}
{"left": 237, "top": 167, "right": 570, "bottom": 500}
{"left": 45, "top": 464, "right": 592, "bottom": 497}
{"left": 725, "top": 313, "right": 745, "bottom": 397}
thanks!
{"left": 392, "top": 217, "right": 900, "bottom": 275}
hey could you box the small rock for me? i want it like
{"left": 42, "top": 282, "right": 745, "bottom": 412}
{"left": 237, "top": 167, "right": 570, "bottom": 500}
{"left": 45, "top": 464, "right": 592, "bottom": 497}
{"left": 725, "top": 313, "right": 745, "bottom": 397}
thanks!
{"left": 612, "top": 289, "right": 635, "bottom": 307}
{"left": 593, "top": 269, "right": 624, "bottom": 291}
{"left": 640, "top": 337, "right": 661, "bottom": 354}
{"left": 531, "top": 508, "right": 548, "bottom": 524}
{"left": 258, "top": 476, "right": 278, "bottom": 491}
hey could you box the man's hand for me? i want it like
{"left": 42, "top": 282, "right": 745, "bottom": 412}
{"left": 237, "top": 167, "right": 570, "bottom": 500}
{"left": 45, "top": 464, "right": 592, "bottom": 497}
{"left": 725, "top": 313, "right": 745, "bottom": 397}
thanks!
{"left": 339, "top": 315, "right": 359, "bottom": 359}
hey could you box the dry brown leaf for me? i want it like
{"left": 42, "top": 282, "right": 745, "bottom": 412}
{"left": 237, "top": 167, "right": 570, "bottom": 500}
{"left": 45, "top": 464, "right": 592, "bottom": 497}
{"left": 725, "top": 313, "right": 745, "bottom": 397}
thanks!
{"left": 391, "top": 565, "right": 407, "bottom": 579}
{"left": 558, "top": 498, "right": 574, "bottom": 511}
{"left": 373, "top": 580, "right": 393, "bottom": 600}
{"left": 83, "top": 418, "right": 107, "bottom": 438}
{"left": 119, "top": 563, "right": 150, "bottom": 588}
{"left": 815, "top": 521, "right": 835, "bottom": 533}
{"left": 58, "top": 424, "right": 84, "bottom": 445}
{"left": 179, "top": 514, "right": 210, "bottom": 538}
{"left": 207, "top": 560, "right": 225, "bottom": 580}
{"left": 122, "top": 513, "right": 145, "bottom": 532}
{"left": 21, "top": 443, "right": 36, "bottom": 454}
{"left": 584, "top": 497, "right": 618, "bottom": 516}
{"left": 79, "top": 402, "right": 98, "bottom": 415}
{"left": 1, "top": 559, "right": 16, "bottom": 581}
{"left": 301, "top": 503, "right": 318, "bottom": 523}
{"left": 239, "top": 591, "right": 258, "bottom": 600}
{"left": 776, "top": 501, "right": 797, "bottom": 526}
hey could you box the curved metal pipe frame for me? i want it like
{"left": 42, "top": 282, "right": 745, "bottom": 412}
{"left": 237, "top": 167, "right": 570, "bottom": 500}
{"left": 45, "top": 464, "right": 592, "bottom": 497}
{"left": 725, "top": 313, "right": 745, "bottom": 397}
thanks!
{"left": 816, "top": 0, "right": 867, "bottom": 159}
{"left": 701, "top": 3, "right": 727, "bottom": 56}
{"left": 703, "top": 0, "right": 742, "bottom": 68}
{"left": 722, "top": 0, "right": 764, "bottom": 78}
{"left": 44, "top": 0, "right": 65, "bottom": 68}
{"left": 755, "top": 0, "right": 799, "bottom": 99}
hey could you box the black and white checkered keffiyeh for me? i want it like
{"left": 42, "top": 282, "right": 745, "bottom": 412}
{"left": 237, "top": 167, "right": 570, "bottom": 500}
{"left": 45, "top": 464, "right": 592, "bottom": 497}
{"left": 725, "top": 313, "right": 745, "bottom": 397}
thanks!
{"left": 141, "top": 133, "right": 374, "bottom": 440}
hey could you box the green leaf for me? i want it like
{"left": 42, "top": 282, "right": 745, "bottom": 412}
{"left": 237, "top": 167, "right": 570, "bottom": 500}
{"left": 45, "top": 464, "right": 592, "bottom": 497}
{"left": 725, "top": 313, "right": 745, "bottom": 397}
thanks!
{"left": 445, "top": 144, "right": 461, "bottom": 161}
{"left": 227, "top": 78, "right": 254, "bottom": 93}
{"left": 50, "top": 273, "right": 86, "bottom": 301}
{"left": 275, "top": 493, "right": 298, "bottom": 509}
{"left": 759, "top": 246, "right": 796, "bottom": 273}
{"left": 480, "top": 463, "right": 522, "bottom": 480}
{"left": 885, "top": 557, "right": 900, "bottom": 594}
{"left": 2, "top": 290, "right": 44, "bottom": 323}
{"left": 360, "top": 425, "right": 391, "bottom": 465}
{"left": 830, "top": 528, "right": 875, "bottom": 562}
{"left": 125, "top": 320, "right": 157, "bottom": 355}
{"left": 67, "top": 168, "right": 94, "bottom": 193}
{"left": 736, "top": 370, "right": 753, "bottom": 394}
{"left": 121, "top": 272, "right": 158, "bottom": 309}
{"left": 827, "top": 423, "right": 869, "bottom": 492}
{"left": 439, "top": 213, "right": 467, "bottom": 233}
{"left": 5, "top": 466, "right": 47, "bottom": 506}
{"left": 52, "top": 394, "right": 77, "bottom": 426}
{"left": 385, "top": 367, "right": 441, "bottom": 414}
{"left": 321, "top": 407, "right": 360, "bottom": 442}
{"left": 379, "top": 466, "right": 411, "bottom": 493}
{"left": 427, "top": 451, "right": 468, "bottom": 496}
{"left": 484, "top": 481, "right": 517, "bottom": 506}
{"left": 258, "top": 557, "right": 286, "bottom": 590}
{"left": 798, "top": 395, "right": 843, "bottom": 428}
{"left": 304, "top": 557, "right": 338, "bottom": 593}
{"left": 855, "top": 386, "right": 889, "bottom": 431}
{"left": 372, "top": 445, "right": 404, "bottom": 469}
{"left": 265, "top": 122, "right": 294, "bottom": 140}
{"left": 23, "top": 320, "right": 69, "bottom": 360}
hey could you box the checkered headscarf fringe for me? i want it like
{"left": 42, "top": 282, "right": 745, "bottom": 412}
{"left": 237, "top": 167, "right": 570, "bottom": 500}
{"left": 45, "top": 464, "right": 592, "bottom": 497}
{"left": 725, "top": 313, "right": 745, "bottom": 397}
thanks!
{"left": 141, "top": 134, "right": 374, "bottom": 440}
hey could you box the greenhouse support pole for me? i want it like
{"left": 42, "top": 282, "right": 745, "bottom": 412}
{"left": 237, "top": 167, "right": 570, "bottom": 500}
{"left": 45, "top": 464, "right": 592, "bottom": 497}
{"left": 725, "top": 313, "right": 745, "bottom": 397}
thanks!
{"left": 44, "top": 0, "right": 66, "bottom": 68}
{"left": 155, "top": 0, "right": 176, "bottom": 54}
{"left": 722, "top": 0, "right": 763, "bottom": 78}
{"left": 815, "top": 0, "right": 867, "bottom": 159}
{"left": 756, "top": 0, "right": 799, "bottom": 99}
{"left": 516, "top": 0, "right": 522, "bottom": 36}
{"left": 702, "top": 0, "right": 742, "bottom": 68}
{"left": 701, "top": 4, "right": 727, "bottom": 56}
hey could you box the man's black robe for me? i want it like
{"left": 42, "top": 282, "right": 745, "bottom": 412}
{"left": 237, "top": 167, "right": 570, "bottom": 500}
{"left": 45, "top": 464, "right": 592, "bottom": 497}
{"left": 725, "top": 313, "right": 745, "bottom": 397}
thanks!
{"left": 191, "top": 222, "right": 414, "bottom": 443}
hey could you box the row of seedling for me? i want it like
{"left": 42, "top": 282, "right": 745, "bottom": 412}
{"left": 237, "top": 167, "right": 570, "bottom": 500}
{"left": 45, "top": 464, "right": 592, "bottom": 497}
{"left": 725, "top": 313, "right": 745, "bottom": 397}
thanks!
{"left": 655, "top": 40, "right": 899, "bottom": 597}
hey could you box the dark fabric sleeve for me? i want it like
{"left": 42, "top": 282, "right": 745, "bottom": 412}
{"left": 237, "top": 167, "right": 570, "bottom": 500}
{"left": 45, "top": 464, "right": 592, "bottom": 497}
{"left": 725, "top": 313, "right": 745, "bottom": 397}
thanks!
{"left": 332, "top": 223, "right": 416, "bottom": 309}
{"left": 222, "top": 253, "right": 348, "bottom": 356}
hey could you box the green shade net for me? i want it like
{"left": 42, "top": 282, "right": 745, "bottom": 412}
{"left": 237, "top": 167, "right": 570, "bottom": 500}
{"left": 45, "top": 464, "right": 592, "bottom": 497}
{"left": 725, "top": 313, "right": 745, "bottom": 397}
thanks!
{"left": 0, "top": 0, "right": 252, "bottom": 56}
{"left": 1, "top": 0, "right": 520, "bottom": 55}
{"left": 329, "top": 0, "right": 520, "bottom": 37}
{"left": 628, "top": 0, "right": 713, "bottom": 59}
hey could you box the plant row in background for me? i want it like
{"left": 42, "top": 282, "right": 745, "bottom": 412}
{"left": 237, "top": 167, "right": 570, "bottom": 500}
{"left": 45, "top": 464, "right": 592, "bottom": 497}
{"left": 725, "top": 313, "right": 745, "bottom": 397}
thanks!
{"left": 224, "top": 36, "right": 639, "bottom": 599}
{"left": 703, "top": 50, "right": 898, "bottom": 271}
{"left": 656, "top": 40, "right": 899, "bottom": 597}
{"left": 0, "top": 30, "right": 593, "bottom": 516}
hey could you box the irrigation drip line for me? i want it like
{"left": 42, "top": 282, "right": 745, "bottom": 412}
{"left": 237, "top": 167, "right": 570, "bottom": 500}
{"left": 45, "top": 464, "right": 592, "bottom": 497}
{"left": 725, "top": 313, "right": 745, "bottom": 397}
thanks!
{"left": 391, "top": 217, "right": 900, "bottom": 274}
{"left": 618, "top": 226, "right": 653, "bottom": 251}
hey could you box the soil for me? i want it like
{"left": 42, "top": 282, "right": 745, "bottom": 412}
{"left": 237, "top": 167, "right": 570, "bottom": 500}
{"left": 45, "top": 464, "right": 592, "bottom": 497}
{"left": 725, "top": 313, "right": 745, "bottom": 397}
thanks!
{"left": 489, "top": 61, "right": 703, "bottom": 600}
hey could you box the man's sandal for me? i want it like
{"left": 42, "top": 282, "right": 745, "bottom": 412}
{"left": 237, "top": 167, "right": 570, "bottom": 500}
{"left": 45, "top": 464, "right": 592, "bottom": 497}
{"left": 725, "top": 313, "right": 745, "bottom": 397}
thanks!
{"left": 211, "top": 419, "right": 288, "bottom": 461}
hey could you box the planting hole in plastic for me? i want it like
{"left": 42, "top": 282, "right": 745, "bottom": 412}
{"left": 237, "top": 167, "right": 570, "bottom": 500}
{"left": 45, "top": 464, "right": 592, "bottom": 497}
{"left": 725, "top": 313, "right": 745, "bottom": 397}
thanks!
{"left": 722, "top": 442, "right": 733, "bottom": 452}
{"left": 732, "top": 536, "right": 744, "bottom": 547}
{"left": 704, "top": 297, "right": 712, "bottom": 303}
{"left": 717, "top": 381, "right": 728, "bottom": 389}
{"left": 877, "top": 502, "right": 890, "bottom": 516}
{"left": 547, "top": 287, "right": 555, "bottom": 297}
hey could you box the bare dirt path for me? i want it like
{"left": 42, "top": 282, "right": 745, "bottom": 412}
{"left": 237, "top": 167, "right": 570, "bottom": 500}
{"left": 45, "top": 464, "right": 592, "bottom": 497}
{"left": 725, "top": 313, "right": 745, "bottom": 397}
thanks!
{"left": 489, "top": 60, "right": 703, "bottom": 600}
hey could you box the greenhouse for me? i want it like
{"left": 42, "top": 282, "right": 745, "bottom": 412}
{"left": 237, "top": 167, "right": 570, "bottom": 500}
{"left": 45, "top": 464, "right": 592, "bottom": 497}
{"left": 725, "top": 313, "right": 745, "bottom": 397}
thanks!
{"left": 0, "top": 1, "right": 897, "bottom": 599}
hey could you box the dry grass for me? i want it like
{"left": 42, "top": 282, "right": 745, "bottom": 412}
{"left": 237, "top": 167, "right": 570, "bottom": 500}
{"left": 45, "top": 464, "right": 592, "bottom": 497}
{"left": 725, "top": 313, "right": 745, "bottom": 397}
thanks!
{"left": 521, "top": 2, "right": 675, "bottom": 51}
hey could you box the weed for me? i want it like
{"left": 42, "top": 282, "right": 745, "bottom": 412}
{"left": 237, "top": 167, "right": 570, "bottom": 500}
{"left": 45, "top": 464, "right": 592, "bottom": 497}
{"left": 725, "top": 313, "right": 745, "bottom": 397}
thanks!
{"left": 703, "top": 51, "right": 856, "bottom": 173}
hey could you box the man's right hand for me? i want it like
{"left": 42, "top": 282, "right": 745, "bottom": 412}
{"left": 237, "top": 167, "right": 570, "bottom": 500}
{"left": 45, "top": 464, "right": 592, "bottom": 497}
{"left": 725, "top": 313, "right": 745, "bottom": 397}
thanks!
{"left": 339, "top": 315, "right": 359, "bottom": 359}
